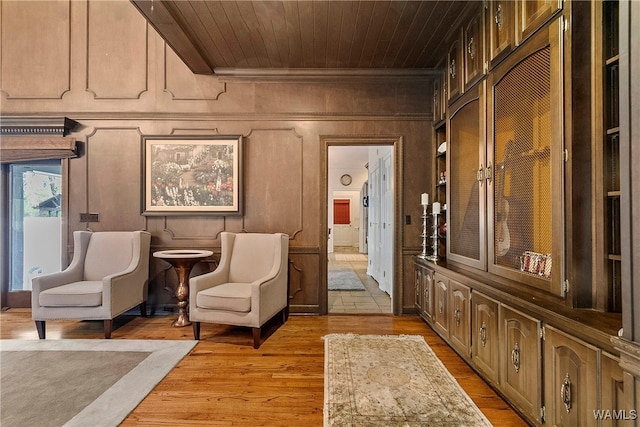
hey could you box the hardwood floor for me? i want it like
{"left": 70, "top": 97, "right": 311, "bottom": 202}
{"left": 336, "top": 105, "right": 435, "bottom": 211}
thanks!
{"left": 1, "top": 309, "right": 528, "bottom": 426}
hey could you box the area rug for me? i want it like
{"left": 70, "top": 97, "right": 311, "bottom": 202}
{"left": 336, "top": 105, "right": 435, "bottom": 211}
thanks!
{"left": 323, "top": 334, "right": 492, "bottom": 426}
{"left": 0, "top": 339, "right": 197, "bottom": 427}
{"left": 328, "top": 268, "right": 366, "bottom": 291}
{"left": 334, "top": 253, "right": 368, "bottom": 262}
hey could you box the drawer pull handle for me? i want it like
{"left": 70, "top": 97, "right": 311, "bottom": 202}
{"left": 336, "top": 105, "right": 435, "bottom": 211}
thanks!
{"left": 561, "top": 373, "right": 572, "bottom": 413}
{"left": 454, "top": 308, "right": 461, "bottom": 325}
{"left": 495, "top": 4, "right": 503, "bottom": 30}
{"left": 468, "top": 37, "right": 475, "bottom": 60}
{"left": 511, "top": 342, "right": 520, "bottom": 373}
{"left": 480, "top": 322, "right": 487, "bottom": 347}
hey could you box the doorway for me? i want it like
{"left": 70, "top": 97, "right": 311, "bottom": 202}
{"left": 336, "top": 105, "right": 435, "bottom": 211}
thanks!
{"left": 324, "top": 141, "right": 399, "bottom": 315}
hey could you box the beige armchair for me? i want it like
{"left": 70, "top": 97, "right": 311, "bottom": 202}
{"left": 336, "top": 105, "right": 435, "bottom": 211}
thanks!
{"left": 31, "top": 230, "right": 151, "bottom": 339}
{"left": 189, "top": 232, "right": 289, "bottom": 348}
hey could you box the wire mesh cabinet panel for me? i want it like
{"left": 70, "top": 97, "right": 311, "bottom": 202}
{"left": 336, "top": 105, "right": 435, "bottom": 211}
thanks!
{"left": 487, "top": 18, "right": 564, "bottom": 296}
{"left": 447, "top": 82, "right": 487, "bottom": 270}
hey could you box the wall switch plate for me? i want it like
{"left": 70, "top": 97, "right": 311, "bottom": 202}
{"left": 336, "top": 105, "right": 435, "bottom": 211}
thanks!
{"left": 80, "top": 213, "right": 99, "bottom": 222}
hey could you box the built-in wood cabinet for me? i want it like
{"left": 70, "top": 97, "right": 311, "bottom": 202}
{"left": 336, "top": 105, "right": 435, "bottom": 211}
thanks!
{"left": 414, "top": 264, "right": 434, "bottom": 323}
{"left": 500, "top": 305, "right": 542, "bottom": 424}
{"left": 600, "top": 352, "right": 627, "bottom": 427}
{"left": 433, "top": 272, "right": 450, "bottom": 338}
{"left": 464, "top": 3, "right": 485, "bottom": 88}
{"left": 488, "top": 0, "right": 563, "bottom": 70}
{"left": 449, "top": 279, "right": 471, "bottom": 356}
{"left": 452, "top": 10, "right": 565, "bottom": 294}
{"left": 516, "top": 0, "right": 563, "bottom": 44}
{"left": 487, "top": 0, "right": 515, "bottom": 68}
{"left": 415, "top": 2, "right": 630, "bottom": 426}
{"left": 447, "top": 35, "right": 463, "bottom": 103}
{"left": 543, "top": 326, "right": 599, "bottom": 427}
{"left": 446, "top": 79, "right": 486, "bottom": 270}
{"left": 471, "top": 291, "right": 500, "bottom": 383}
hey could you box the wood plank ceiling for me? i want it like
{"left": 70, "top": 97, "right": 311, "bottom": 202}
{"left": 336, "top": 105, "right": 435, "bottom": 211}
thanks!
{"left": 130, "top": 0, "right": 468, "bottom": 75}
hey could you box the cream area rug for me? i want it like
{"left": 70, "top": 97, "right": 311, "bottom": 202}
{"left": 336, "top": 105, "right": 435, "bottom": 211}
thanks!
{"left": 323, "top": 334, "right": 492, "bottom": 426}
{"left": 328, "top": 268, "right": 366, "bottom": 291}
{"left": 0, "top": 339, "right": 197, "bottom": 427}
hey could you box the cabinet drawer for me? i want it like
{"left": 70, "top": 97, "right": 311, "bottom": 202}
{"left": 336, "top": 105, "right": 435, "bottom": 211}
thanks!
{"left": 543, "top": 325, "right": 598, "bottom": 427}
{"left": 500, "top": 305, "right": 542, "bottom": 423}
{"left": 471, "top": 291, "right": 500, "bottom": 383}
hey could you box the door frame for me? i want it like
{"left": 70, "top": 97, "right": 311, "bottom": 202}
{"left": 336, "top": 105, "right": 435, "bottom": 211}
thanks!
{"left": 0, "top": 160, "right": 69, "bottom": 309}
{"left": 320, "top": 135, "right": 403, "bottom": 315}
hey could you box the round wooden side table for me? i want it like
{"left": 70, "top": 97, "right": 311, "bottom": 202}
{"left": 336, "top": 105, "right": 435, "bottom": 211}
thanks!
{"left": 153, "top": 249, "right": 213, "bottom": 327}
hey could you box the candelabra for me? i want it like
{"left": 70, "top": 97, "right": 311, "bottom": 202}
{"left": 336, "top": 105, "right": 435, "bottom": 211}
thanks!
{"left": 417, "top": 203, "right": 429, "bottom": 259}
{"left": 426, "top": 211, "right": 440, "bottom": 261}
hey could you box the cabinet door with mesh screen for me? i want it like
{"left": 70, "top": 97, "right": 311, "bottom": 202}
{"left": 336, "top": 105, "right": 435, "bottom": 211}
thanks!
{"left": 488, "top": 18, "right": 564, "bottom": 295}
{"left": 447, "top": 83, "right": 486, "bottom": 270}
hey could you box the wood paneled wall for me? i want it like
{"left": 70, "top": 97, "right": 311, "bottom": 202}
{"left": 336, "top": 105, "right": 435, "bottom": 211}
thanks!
{"left": 0, "top": 0, "right": 433, "bottom": 314}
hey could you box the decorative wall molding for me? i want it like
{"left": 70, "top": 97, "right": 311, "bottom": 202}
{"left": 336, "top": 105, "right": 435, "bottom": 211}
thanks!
{"left": 0, "top": 0, "right": 71, "bottom": 99}
{"left": 86, "top": 0, "right": 148, "bottom": 99}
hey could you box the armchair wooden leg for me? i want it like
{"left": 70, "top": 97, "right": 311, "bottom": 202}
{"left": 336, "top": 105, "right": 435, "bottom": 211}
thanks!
{"left": 35, "top": 321, "right": 46, "bottom": 339}
{"left": 252, "top": 327, "right": 261, "bottom": 349}
{"left": 104, "top": 320, "right": 113, "bottom": 339}
{"left": 139, "top": 301, "right": 148, "bottom": 317}
{"left": 193, "top": 322, "right": 200, "bottom": 340}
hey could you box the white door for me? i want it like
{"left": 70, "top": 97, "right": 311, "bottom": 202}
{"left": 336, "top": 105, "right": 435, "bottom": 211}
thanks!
{"left": 368, "top": 165, "right": 380, "bottom": 278}
{"left": 378, "top": 153, "right": 394, "bottom": 296}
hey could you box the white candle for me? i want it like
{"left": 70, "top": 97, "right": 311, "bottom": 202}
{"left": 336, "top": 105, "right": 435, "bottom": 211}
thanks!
{"left": 421, "top": 193, "right": 429, "bottom": 205}
{"left": 432, "top": 202, "right": 441, "bottom": 215}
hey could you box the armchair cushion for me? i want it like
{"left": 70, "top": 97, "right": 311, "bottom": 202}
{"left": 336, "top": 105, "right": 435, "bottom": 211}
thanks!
{"left": 38, "top": 281, "right": 103, "bottom": 307}
{"left": 196, "top": 283, "right": 252, "bottom": 312}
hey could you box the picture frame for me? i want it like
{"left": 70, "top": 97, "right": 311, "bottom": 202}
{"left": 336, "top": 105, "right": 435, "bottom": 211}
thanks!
{"left": 142, "top": 135, "right": 243, "bottom": 215}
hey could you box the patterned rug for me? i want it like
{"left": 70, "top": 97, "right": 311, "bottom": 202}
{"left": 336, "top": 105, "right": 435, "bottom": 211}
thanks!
{"left": 323, "top": 334, "right": 492, "bottom": 426}
{"left": 1, "top": 339, "right": 197, "bottom": 427}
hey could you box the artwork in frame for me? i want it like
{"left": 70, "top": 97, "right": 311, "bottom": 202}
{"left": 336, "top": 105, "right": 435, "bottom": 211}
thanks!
{"left": 142, "top": 135, "right": 242, "bottom": 215}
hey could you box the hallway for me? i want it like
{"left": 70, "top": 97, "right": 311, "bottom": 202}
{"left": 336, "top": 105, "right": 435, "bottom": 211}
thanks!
{"left": 328, "top": 246, "right": 392, "bottom": 314}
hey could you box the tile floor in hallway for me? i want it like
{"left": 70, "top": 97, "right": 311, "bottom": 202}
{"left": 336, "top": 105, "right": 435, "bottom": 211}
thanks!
{"left": 328, "top": 247, "right": 392, "bottom": 314}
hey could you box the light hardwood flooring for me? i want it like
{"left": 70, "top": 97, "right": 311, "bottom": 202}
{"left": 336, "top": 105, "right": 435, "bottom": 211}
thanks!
{"left": 328, "top": 247, "right": 391, "bottom": 314}
{"left": 0, "top": 309, "right": 529, "bottom": 426}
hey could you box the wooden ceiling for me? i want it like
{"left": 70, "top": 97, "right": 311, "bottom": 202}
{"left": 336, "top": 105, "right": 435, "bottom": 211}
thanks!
{"left": 130, "top": 1, "right": 469, "bottom": 75}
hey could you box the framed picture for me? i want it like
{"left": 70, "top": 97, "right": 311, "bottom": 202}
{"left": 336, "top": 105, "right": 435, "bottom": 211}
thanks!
{"left": 142, "top": 135, "right": 242, "bottom": 215}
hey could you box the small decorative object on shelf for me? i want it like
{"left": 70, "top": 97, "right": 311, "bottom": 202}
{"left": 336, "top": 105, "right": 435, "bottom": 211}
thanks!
{"left": 427, "top": 202, "right": 441, "bottom": 261}
{"left": 417, "top": 193, "right": 430, "bottom": 259}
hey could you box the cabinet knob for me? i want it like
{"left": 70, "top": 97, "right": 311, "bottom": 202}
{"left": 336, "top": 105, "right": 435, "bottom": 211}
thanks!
{"left": 468, "top": 37, "right": 475, "bottom": 60}
{"left": 454, "top": 308, "right": 461, "bottom": 325}
{"left": 511, "top": 342, "right": 520, "bottom": 373}
{"left": 449, "top": 59, "right": 456, "bottom": 79}
{"left": 560, "top": 373, "right": 572, "bottom": 413}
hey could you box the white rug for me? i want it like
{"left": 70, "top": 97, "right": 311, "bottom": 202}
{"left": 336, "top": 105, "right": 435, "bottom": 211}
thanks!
{"left": 328, "top": 268, "right": 366, "bottom": 291}
{"left": 0, "top": 339, "right": 197, "bottom": 427}
{"left": 323, "top": 334, "right": 492, "bottom": 426}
